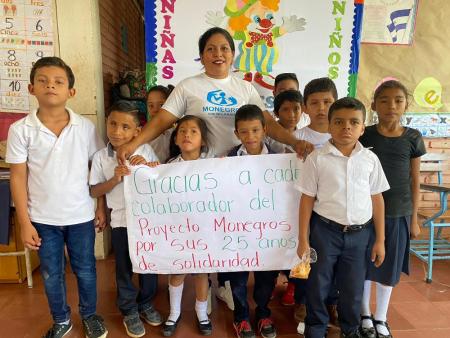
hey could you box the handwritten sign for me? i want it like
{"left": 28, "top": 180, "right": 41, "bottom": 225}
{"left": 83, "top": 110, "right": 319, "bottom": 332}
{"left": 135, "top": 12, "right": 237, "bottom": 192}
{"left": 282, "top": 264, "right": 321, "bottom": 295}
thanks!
{"left": 124, "top": 154, "right": 302, "bottom": 274}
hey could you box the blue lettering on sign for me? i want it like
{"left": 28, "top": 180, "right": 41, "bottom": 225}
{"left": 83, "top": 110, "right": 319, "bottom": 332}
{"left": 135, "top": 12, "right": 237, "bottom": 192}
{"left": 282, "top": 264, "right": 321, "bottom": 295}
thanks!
{"left": 206, "top": 90, "right": 238, "bottom": 107}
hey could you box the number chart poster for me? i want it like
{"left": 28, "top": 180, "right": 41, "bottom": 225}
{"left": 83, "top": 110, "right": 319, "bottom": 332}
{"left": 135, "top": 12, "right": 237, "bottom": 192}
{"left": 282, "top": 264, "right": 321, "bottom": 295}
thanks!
{"left": 145, "top": 0, "right": 364, "bottom": 105}
{"left": 124, "top": 154, "right": 302, "bottom": 274}
{"left": 0, "top": 0, "right": 54, "bottom": 114}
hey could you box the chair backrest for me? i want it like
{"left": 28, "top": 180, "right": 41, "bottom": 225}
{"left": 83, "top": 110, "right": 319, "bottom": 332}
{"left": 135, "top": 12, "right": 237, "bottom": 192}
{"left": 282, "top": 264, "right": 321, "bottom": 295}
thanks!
{"left": 420, "top": 153, "right": 450, "bottom": 184}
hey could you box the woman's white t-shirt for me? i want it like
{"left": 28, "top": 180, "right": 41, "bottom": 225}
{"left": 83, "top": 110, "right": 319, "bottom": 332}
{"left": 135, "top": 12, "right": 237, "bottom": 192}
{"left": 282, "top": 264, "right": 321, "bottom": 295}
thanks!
{"left": 162, "top": 73, "right": 265, "bottom": 156}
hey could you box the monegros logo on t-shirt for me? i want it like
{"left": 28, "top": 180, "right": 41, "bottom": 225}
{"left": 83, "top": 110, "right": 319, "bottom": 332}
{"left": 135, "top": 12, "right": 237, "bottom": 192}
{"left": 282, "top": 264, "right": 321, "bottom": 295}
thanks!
{"left": 203, "top": 90, "right": 238, "bottom": 117}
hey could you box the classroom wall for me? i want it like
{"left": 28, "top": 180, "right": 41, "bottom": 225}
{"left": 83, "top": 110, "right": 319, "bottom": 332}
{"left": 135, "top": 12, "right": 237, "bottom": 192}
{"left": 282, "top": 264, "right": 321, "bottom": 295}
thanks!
{"left": 99, "top": 0, "right": 145, "bottom": 110}
{"left": 356, "top": 0, "right": 450, "bottom": 210}
{"left": 357, "top": 0, "right": 450, "bottom": 113}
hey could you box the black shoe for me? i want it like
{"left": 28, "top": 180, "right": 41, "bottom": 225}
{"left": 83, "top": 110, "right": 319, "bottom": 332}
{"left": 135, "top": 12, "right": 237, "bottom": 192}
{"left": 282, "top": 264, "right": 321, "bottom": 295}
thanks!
{"left": 373, "top": 320, "right": 393, "bottom": 338}
{"left": 162, "top": 316, "right": 181, "bottom": 337}
{"left": 341, "top": 330, "right": 362, "bottom": 338}
{"left": 198, "top": 318, "right": 212, "bottom": 336}
{"left": 82, "top": 314, "right": 108, "bottom": 338}
{"left": 360, "top": 315, "right": 376, "bottom": 338}
{"left": 42, "top": 322, "right": 72, "bottom": 338}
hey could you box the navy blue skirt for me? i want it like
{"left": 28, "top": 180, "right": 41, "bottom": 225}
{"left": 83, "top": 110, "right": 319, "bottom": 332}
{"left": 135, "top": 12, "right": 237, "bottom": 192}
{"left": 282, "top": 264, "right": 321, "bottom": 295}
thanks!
{"left": 366, "top": 216, "right": 410, "bottom": 286}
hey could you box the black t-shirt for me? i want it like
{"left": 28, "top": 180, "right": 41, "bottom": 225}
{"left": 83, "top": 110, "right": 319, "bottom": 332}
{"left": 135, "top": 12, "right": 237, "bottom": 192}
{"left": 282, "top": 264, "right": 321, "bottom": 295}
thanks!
{"left": 360, "top": 125, "right": 426, "bottom": 217}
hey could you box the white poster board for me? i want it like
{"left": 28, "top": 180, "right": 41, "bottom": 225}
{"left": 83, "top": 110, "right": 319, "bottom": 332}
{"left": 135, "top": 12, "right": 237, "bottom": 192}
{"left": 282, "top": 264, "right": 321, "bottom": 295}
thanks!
{"left": 125, "top": 154, "right": 301, "bottom": 274}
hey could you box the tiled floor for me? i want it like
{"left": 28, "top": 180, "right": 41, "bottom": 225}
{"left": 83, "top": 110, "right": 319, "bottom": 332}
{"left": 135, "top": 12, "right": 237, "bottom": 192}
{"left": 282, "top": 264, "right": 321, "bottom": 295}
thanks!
{"left": 0, "top": 255, "right": 449, "bottom": 338}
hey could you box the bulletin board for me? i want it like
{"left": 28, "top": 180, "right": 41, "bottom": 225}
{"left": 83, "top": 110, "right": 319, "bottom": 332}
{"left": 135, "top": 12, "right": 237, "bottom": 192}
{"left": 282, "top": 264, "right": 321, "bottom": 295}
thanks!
{"left": 145, "top": 0, "right": 364, "bottom": 110}
{"left": 357, "top": 0, "right": 450, "bottom": 137}
{"left": 0, "top": 0, "right": 55, "bottom": 143}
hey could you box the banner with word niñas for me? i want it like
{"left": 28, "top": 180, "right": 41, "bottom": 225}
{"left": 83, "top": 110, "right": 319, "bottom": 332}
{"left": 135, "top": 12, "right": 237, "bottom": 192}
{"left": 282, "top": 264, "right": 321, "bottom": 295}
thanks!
{"left": 145, "top": 0, "right": 364, "bottom": 102}
{"left": 124, "top": 154, "right": 301, "bottom": 274}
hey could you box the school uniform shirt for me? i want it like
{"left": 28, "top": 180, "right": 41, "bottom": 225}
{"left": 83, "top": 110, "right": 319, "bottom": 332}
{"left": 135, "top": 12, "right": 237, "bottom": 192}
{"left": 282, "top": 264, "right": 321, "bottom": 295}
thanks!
{"left": 296, "top": 141, "right": 390, "bottom": 226}
{"left": 293, "top": 127, "right": 330, "bottom": 150}
{"left": 235, "top": 143, "right": 270, "bottom": 156}
{"left": 162, "top": 73, "right": 265, "bottom": 156}
{"left": 266, "top": 126, "right": 330, "bottom": 153}
{"left": 166, "top": 152, "right": 209, "bottom": 163}
{"left": 89, "top": 143, "right": 158, "bottom": 228}
{"left": 6, "top": 108, "right": 104, "bottom": 226}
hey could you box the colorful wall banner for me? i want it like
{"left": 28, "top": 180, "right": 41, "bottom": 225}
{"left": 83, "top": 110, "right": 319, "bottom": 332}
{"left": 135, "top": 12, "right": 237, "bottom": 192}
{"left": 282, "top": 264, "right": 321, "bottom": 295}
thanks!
{"left": 145, "top": 0, "right": 364, "bottom": 106}
{"left": 124, "top": 154, "right": 301, "bottom": 274}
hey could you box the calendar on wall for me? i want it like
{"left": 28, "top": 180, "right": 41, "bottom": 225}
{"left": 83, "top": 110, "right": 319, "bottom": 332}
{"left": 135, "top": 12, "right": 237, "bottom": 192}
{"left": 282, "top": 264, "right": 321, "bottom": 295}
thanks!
{"left": 0, "top": 0, "right": 54, "bottom": 114}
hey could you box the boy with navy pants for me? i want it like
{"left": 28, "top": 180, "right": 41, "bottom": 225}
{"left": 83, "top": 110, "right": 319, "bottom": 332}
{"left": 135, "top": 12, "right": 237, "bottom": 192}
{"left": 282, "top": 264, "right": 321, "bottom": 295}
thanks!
{"left": 90, "top": 101, "right": 162, "bottom": 338}
{"left": 296, "top": 97, "right": 388, "bottom": 338}
{"left": 227, "top": 104, "right": 278, "bottom": 338}
{"left": 6, "top": 57, "right": 108, "bottom": 338}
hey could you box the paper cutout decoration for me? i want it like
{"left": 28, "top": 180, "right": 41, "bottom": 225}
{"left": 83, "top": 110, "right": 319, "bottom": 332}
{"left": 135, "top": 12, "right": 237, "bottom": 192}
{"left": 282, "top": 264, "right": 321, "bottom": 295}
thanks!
{"left": 413, "top": 77, "right": 443, "bottom": 110}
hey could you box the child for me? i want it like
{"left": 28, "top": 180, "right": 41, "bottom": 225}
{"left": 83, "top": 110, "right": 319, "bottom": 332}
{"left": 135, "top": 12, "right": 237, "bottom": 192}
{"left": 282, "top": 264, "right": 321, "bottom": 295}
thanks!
{"left": 296, "top": 97, "right": 389, "bottom": 338}
{"left": 271, "top": 89, "right": 304, "bottom": 154}
{"left": 228, "top": 104, "right": 278, "bottom": 338}
{"left": 6, "top": 57, "right": 108, "bottom": 338}
{"left": 273, "top": 73, "right": 310, "bottom": 129}
{"left": 89, "top": 101, "right": 162, "bottom": 338}
{"left": 146, "top": 85, "right": 174, "bottom": 162}
{"left": 294, "top": 77, "right": 337, "bottom": 148}
{"left": 293, "top": 77, "right": 339, "bottom": 331}
{"left": 359, "top": 80, "right": 426, "bottom": 338}
{"left": 162, "top": 115, "right": 212, "bottom": 337}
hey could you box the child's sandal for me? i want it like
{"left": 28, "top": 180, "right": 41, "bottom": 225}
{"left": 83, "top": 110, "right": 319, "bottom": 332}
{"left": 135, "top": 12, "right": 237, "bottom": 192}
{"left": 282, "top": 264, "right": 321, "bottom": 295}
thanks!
{"left": 360, "top": 315, "right": 376, "bottom": 338}
{"left": 373, "top": 320, "right": 392, "bottom": 338}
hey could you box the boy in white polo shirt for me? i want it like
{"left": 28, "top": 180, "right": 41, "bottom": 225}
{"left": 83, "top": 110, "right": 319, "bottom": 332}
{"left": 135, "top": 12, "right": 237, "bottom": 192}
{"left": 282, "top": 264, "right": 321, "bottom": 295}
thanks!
{"left": 296, "top": 97, "right": 388, "bottom": 338}
{"left": 6, "top": 57, "right": 108, "bottom": 338}
{"left": 89, "top": 101, "right": 162, "bottom": 338}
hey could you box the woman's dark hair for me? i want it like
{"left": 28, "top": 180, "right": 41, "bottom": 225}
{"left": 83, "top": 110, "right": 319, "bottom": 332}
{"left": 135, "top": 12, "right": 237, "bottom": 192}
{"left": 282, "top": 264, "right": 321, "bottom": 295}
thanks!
{"left": 198, "top": 27, "right": 235, "bottom": 55}
{"left": 167, "top": 115, "right": 209, "bottom": 161}
{"left": 373, "top": 80, "right": 409, "bottom": 102}
{"left": 146, "top": 84, "right": 174, "bottom": 100}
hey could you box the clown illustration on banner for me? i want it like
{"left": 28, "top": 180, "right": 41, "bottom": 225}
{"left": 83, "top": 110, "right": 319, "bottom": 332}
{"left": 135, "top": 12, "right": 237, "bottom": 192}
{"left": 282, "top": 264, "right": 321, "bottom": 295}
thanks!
{"left": 145, "top": 0, "right": 363, "bottom": 107}
{"left": 205, "top": 0, "right": 306, "bottom": 89}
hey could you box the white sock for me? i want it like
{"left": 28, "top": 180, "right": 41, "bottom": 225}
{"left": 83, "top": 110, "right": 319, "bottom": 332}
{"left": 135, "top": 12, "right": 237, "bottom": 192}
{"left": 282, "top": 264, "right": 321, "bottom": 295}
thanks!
{"left": 167, "top": 283, "right": 183, "bottom": 323}
{"left": 374, "top": 282, "right": 393, "bottom": 336}
{"left": 361, "top": 280, "right": 374, "bottom": 329}
{"left": 195, "top": 299, "right": 209, "bottom": 322}
{"left": 59, "top": 319, "right": 71, "bottom": 325}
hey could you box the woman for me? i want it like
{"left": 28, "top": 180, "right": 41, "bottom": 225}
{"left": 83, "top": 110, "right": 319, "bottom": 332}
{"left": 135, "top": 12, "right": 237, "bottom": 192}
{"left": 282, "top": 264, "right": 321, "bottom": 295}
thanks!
{"left": 117, "top": 27, "right": 312, "bottom": 161}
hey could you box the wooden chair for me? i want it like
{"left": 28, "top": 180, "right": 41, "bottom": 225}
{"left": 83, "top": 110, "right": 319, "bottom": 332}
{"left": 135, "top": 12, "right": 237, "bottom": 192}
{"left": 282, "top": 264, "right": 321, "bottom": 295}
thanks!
{"left": 410, "top": 153, "right": 450, "bottom": 283}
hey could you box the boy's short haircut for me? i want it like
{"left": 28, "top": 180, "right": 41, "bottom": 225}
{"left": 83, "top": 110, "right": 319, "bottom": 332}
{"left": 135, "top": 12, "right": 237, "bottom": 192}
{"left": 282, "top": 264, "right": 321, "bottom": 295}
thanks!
{"left": 30, "top": 56, "right": 75, "bottom": 89}
{"left": 273, "top": 90, "right": 303, "bottom": 116}
{"left": 303, "top": 77, "right": 338, "bottom": 104}
{"left": 274, "top": 73, "right": 299, "bottom": 89}
{"left": 328, "top": 97, "right": 366, "bottom": 122}
{"left": 235, "top": 104, "right": 265, "bottom": 130}
{"left": 108, "top": 100, "right": 140, "bottom": 126}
